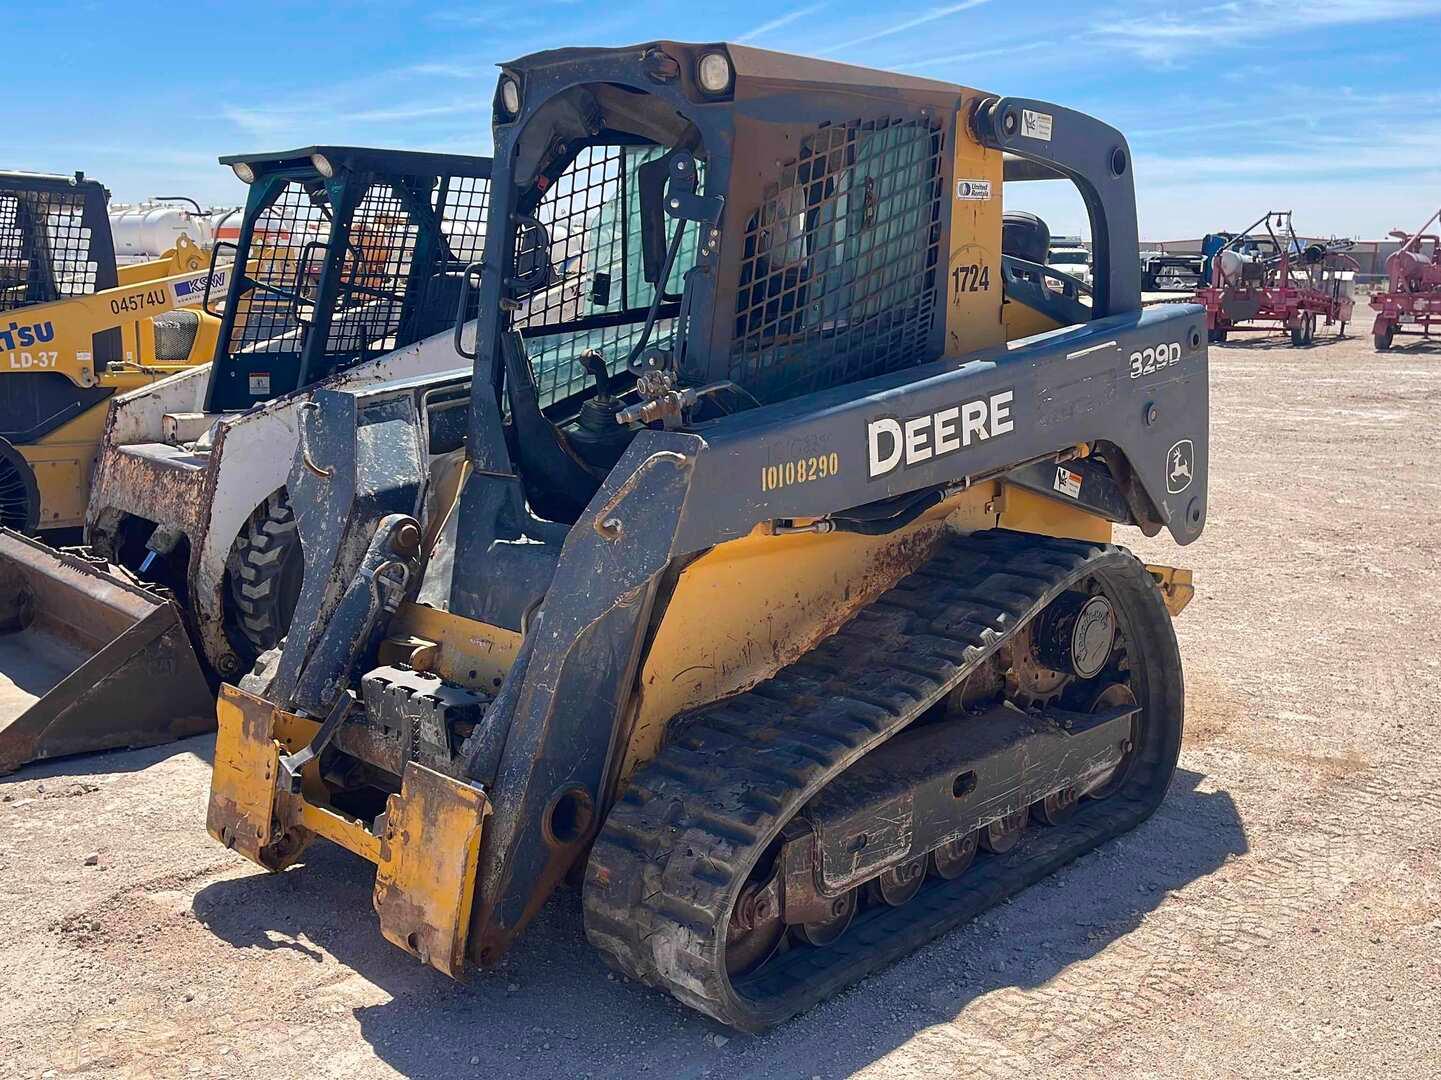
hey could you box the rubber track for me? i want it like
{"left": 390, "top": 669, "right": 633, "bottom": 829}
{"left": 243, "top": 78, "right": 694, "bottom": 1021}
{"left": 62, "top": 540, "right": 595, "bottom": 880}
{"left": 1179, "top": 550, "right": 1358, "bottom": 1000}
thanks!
{"left": 584, "top": 530, "right": 1174, "bottom": 1029}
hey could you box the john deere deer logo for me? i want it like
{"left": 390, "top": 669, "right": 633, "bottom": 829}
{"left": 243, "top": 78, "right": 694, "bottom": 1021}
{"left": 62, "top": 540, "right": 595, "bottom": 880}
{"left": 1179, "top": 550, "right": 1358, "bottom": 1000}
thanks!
{"left": 1166, "top": 439, "right": 1194, "bottom": 494}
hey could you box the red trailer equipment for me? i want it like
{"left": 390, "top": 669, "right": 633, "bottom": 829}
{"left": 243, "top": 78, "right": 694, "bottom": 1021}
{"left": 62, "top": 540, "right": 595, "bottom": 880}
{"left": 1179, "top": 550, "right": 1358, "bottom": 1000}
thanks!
{"left": 1194, "top": 211, "right": 1358, "bottom": 346}
{"left": 1370, "top": 207, "right": 1441, "bottom": 351}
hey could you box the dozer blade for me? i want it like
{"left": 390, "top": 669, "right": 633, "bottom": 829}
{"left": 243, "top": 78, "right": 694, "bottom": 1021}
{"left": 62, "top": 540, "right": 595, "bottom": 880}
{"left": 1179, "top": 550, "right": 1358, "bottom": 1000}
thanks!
{"left": 0, "top": 528, "right": 214, "bottom": 774}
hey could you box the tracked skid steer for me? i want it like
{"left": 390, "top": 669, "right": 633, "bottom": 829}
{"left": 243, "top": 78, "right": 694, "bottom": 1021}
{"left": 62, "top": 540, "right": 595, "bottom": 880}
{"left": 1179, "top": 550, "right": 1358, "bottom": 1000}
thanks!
{"left": 0, "top": 149, "right": 492, "bottom": 774}
{"left": 207, "top": 43, "right": 1208, "bottom": 1029}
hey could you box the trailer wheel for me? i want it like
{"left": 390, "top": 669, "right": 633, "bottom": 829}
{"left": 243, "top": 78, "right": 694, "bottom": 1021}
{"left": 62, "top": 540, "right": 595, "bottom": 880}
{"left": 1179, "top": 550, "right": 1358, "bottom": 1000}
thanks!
{"left": 1303, "top": 314, "right": 1316, "bottom": 346}
{"left": 226, "top": 491, "right": 304, "bottom": 662}
{"left": 1208, "top": 328, "right": 1228, "bottom": 344}
{"left": 1375, "top": 325, "right": 1394, "bottom": 351}
{"left": 1289, "top": 323, "right": 1306, "bottom": 347}
{"left": 0, "top": 437, "right": 40, "bottom": 535}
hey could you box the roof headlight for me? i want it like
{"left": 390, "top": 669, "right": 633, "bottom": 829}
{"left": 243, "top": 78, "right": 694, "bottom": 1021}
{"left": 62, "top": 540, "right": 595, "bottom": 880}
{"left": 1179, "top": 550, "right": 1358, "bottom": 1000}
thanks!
{"left": 697, "top": 51, "right": 732, "bottom": 95}
{"left": 499, "top": 75, "right": 522, "bottom": 118}
{"left": 310, "top": 153, "right": 335, "bottom": 178}
{"left": 231, "top": 162, "right": 256, "bottom": 185}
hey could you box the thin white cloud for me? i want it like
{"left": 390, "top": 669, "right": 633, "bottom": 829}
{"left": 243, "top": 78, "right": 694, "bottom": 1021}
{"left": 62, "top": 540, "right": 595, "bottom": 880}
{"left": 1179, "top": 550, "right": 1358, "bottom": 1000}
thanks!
{"left": 404, "top": 62, "right": 483, "bottom": 79}
{"left": 821, "top": 0, "right": 992, "bottom": 55}
{"left": 350, "top": 101, "right": 474, "bottom": 123}
{"left": 1094, "top": 0, "right": 1441, "bottom": 62}
{"left": 734, "top": 3, "right": 829, "bottom": 43}
{"left": 897, "top": 39, "right": 1053, "bottom": 71}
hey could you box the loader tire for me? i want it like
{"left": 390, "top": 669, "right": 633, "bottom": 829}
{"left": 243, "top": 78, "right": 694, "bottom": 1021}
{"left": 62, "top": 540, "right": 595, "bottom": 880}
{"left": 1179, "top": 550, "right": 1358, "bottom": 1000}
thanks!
{"left": 0, "top": 437, "right": 39, "bottom": 534}
{"left": 1375, "top": 325, "right": 1394, "bottom": 351}
{"left": 584, "top": 530, "right": 1183, "bottom": 1030}
{"left": 227, "top": 491, "right": 303, "bottom": 662}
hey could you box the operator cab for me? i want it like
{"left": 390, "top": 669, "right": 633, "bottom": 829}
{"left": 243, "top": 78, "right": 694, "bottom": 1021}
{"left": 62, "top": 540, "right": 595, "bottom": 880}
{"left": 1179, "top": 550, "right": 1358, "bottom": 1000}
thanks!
{"left": 462, "top": 45, "right": 1125, "bottom": 527}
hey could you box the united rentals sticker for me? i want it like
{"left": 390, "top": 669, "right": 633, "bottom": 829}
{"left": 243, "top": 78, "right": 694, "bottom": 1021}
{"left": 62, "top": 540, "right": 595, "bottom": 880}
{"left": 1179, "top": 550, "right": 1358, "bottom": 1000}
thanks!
{"left": 955, "top": 179, "right": 992, "bottom": 201}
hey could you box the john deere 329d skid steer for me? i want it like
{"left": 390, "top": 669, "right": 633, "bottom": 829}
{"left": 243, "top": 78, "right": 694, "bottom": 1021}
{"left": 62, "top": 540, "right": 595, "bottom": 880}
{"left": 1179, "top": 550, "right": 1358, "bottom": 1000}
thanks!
{"left": 208, "top": 42, "right": 1208, "bottom": 1029}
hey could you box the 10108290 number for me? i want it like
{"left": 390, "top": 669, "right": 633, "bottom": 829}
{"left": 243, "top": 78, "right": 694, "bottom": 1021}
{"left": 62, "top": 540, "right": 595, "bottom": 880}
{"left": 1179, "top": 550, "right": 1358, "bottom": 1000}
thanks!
{"left": 762, "top": 452, "right": 841, "bottom": 492}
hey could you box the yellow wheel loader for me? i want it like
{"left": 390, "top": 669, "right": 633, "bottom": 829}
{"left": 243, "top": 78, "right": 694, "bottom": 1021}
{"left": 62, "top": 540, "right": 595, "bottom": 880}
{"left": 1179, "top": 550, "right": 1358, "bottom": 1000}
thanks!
{"left": 258, "top": 44, "right": 1206, "bottom": 1028}
{"left": 0, "top": 150, "right": 493, "bottom": 774}
{"left": 0, "top": 170, "right": 224, "bottom": 534}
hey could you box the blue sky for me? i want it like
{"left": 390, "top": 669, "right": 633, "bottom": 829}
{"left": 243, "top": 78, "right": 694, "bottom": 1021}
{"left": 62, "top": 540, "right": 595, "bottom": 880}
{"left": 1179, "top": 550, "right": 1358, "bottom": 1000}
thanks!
{"left": 13, "top": 1, "right": 1441, "bottom": 239}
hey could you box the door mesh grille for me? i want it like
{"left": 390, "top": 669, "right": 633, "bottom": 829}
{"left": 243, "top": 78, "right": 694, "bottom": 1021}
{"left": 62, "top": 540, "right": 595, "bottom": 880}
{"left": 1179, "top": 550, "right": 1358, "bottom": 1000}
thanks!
{"left": 0, "top": 189, "right": 100, "bottom": 312}
{"left": 729, "top": 116, "right": 945, "bottom": 404}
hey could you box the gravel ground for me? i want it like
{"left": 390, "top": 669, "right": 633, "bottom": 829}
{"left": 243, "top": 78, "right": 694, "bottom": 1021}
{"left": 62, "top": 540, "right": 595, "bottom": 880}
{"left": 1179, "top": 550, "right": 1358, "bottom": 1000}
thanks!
{"left": 1, "top": 328, "right": 1438, "bottom": 1080}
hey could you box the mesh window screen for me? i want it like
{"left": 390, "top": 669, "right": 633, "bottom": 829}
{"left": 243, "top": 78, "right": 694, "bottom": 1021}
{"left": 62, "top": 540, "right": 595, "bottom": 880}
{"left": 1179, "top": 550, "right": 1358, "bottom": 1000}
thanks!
{"left": 324, "top": 183, "right": 420, "bottom": 355}
{"left": 730, "top": 117, "right": 944, "bottom": 404}
{"left": 437, "top": 174, "right": 490, "bottom": 265}
{"left": 513, "top": 144, "right": 699, "bottom": 407}
{"left": 230, "top": 173, "right": 491, "bottom": 368}
{"left": 231, "top": 180, "right": 329, "bottom": 351}
{"left": 0, "top": 189, "right": 100, "bottom": 312}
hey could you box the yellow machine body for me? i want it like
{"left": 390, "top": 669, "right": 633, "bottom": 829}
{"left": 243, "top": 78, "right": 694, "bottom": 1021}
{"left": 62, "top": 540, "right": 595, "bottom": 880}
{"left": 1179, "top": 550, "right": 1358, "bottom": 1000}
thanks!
{"left": 203, "top": 47, "right": 1199, "bottom": 1014}
{"left": 5, "top": 235, "right": 224, "bottom": 529}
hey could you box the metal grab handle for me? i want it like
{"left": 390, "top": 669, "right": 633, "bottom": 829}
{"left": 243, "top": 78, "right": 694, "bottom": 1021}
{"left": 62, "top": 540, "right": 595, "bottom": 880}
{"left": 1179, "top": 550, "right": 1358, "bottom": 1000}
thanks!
{"left": 592, "top": 451, "right": 690, "bottom": 539}
{"left": 453, "top": 260, "right": 483, "bottom": 360}
{"left": 202, "top": 240, "right": 237, "bottom": 317}
{"left": 298, "top": 401, "right": 334, "bottom": 478}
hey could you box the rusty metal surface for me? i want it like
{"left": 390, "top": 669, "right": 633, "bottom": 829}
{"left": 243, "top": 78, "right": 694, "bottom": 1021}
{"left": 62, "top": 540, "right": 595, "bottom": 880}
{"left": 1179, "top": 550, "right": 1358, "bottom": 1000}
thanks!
{"left": 207, "top": 685, "right": 287, "bottom": 865}
{"left": 375, "top": 763, "right": 490, "bottom": 978}
{"left": 0, "top": 528, "right": 213, "bottom": 774}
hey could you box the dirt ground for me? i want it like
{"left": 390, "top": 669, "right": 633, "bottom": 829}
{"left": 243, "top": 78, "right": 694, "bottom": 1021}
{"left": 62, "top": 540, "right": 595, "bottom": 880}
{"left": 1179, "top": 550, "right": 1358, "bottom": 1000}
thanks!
{"left": 2, "top": 328, "right": 1439, "bottom": 1080}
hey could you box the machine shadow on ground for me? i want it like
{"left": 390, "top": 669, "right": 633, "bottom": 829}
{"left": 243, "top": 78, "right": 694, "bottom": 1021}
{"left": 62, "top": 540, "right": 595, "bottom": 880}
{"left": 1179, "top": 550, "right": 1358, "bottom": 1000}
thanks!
{"left": 1215, "top": 334, "right": 1356, "bottom": 351}
{"left": 192, "top": 766, "right": 1245, "bottom": 1079}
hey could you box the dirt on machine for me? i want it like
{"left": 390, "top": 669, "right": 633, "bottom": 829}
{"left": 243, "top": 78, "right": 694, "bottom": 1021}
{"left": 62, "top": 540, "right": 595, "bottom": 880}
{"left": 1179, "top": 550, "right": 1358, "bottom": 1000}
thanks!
{"left": 199, "top": 42, "right": 1209, "bottom": 1029}
{"left": 0, "top": 149, "right": 493, "bottom": 773}
{"left": 0, "top": 169, "right": 224, "bottom": 535}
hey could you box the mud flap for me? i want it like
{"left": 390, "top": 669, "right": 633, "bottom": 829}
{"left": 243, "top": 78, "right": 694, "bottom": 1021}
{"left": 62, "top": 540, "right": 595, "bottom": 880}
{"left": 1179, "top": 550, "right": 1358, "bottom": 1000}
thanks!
{"left": 0, "top": 528, "right": 213, "bottom": 775}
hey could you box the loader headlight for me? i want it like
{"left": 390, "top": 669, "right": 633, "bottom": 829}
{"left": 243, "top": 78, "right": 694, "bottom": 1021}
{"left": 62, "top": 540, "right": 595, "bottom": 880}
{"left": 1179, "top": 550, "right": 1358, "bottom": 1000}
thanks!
{"left": 311, "top": 153, "right": 335, "bottom": 178}
{"left": 231, "top": 162, "right": 256, "bottom": 185}
{"left": 499, "top": 76, "right": 522, "bottom": 119}
{"left": 697, "top": 51, "right": 733, "bottom": 95}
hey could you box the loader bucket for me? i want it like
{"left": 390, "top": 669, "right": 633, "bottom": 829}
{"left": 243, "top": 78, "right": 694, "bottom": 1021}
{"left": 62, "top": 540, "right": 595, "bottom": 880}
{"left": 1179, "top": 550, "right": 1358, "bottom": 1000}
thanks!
{"left": 0, "top": 529, "right": 214, "bottom": 774}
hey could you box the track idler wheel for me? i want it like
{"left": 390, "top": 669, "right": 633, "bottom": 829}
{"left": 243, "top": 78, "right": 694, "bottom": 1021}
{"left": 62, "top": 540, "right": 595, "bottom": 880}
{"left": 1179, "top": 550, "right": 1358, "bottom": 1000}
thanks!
{"left": 1085, "top": 682, "right": 1140, "bottom": 800}
{"left": 930, "top": 832, "right": 979, "bottom": 879}
{"left": 980, "top": 809, "right": 1028, "bottom": 854}
{"left": 725, "top": 879, "right": 785, "bottom": 978}
{"left": 795, "top": 889, "right": 856, "bottom": 946}
{"left": 871, "top": 856, "right": 927, "bottom": 906}
{"left": 1033, "top": 786, "right": 1079, "bottom": 826}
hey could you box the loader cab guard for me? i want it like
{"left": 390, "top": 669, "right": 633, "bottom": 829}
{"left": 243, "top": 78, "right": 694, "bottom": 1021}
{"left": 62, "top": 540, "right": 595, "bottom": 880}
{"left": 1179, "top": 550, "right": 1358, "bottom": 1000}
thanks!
{"left": 203, "top": 147, "right": 493, "bottom": 412}
{"left": 0, "top": 171, "right": 121, "bottom": 368}
{"left": 461, "top": 44, "right": 1144, "bottom": 526}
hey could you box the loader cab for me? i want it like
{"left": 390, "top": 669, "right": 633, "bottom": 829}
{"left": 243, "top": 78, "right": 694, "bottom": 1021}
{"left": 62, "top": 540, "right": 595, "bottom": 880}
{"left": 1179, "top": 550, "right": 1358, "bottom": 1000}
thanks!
{"left": 203, "top": 147, "right": 493, "bottom": 412}
{"left": 0, "top": 171, "right": 120, "bottom": 363}
{"left": 0, "top": 171, "right": 118, "bottom": 311}
{"left": 462, "top": 43, "right": 1141, "bottom": 524}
